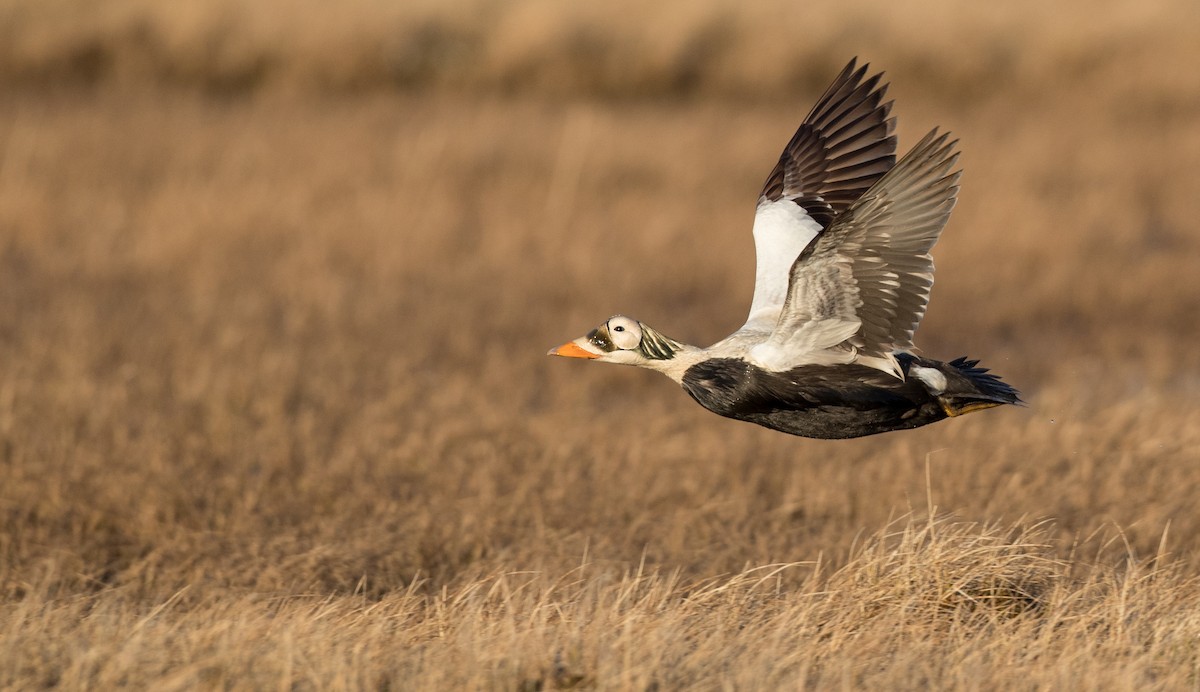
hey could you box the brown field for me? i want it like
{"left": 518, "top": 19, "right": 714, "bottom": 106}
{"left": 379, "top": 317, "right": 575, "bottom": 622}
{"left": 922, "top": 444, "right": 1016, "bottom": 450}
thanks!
{"left": 3, "top": 0, "right": 1200, "bottom": 688}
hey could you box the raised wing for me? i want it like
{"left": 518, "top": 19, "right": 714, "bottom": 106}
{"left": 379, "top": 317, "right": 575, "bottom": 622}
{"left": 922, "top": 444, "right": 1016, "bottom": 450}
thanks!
{"left": 742, "top": 58, "right": 897, "bottom": 334}
{"left": 749, "top": 130, "right": 961, "bottom": 377}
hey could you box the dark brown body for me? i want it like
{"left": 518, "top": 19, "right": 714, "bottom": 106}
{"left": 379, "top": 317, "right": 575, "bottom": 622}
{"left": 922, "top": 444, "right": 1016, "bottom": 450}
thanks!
{"left": 680, "top": 353, "right": 1019, "bottom": 439}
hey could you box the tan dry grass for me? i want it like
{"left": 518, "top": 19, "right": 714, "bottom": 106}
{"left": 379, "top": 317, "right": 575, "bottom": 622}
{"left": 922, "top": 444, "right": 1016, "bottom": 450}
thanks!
{"left": 5, "top": 517, "right": 1199, "bottom": 689}
{"left": 2, "top": 0, "right": 1198, "bottom": 101}
{"left": 2, "top": 0, "right": 1200, "bottom": 689}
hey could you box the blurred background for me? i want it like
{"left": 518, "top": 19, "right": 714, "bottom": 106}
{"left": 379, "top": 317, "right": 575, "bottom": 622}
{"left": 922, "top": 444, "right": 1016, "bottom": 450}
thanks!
{"left": 2, "top": 0, "right": 1199, "bottom": 599}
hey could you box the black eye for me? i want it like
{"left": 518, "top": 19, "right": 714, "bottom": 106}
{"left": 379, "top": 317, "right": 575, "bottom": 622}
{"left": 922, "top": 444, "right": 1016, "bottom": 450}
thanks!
{"left": 613, "top": 325, "right": 624, "bottom": 332}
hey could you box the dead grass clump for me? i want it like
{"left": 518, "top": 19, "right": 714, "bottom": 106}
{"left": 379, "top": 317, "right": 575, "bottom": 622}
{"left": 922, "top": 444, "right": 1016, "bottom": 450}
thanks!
{"left": 828, "top": 516, "right": 1064, "bottom": 624}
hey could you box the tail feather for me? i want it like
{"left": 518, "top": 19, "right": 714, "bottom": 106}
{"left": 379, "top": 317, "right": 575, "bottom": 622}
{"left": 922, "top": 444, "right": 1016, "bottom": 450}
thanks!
{"left": 939, "top": 356, "right": 1023, "bottom": 417}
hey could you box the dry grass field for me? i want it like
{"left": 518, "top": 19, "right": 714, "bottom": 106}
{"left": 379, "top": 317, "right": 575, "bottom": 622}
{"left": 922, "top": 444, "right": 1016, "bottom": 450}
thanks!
{"left": 3, "top": 0, "right": 1200, "bottom": 688}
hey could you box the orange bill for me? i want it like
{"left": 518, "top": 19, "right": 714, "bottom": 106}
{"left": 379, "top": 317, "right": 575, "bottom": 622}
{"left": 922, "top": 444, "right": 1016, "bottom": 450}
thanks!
{"left": 548, "top": 341, "right": 599, "bottom": 359}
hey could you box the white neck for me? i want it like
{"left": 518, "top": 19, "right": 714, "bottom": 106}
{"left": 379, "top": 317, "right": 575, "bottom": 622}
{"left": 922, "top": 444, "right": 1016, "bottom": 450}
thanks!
{"left": 638, "top": 344, "right": 709, "bottom": 384}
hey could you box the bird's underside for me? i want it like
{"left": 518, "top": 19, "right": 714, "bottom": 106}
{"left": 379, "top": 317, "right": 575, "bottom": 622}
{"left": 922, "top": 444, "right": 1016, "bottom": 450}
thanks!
{"left": 680, "top": 353, "right": 1020, "bottom": 439}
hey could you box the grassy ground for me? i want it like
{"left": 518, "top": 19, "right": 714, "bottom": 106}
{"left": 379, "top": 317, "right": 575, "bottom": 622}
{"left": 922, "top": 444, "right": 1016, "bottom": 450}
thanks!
{"left": 2, "top": 0, "right": 1200, "bottom": 688}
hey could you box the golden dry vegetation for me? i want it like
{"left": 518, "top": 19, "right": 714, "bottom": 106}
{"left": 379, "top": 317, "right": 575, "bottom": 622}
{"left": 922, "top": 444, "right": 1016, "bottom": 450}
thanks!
{"left": 2, "top": 0, "right": 1200, "bottom": 688}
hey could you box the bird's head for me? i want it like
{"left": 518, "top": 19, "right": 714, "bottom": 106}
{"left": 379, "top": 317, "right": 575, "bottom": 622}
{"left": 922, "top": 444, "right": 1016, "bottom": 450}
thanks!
{"left": 548, "top": 315, "right": 683, "bottom": 367}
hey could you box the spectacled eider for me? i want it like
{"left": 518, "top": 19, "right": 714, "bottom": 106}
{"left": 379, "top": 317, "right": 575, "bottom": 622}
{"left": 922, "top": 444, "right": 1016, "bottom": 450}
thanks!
{"left": 549, "top": 59, "right": 1021, "bottom": 439}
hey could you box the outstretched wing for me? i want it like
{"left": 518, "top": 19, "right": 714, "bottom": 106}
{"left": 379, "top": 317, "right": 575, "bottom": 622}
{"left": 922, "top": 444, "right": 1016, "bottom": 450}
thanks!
{"left": 748, "top": 130, "right": 961, "bottom": 377}
{"left": 741, "top": 58, "right": 897, "bottom": 335}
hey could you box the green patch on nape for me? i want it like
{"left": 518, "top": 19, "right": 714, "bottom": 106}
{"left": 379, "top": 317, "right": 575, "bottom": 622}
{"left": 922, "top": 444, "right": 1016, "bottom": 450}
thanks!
{"left": 640, "top": 325, "right": 681, "bottom": 360}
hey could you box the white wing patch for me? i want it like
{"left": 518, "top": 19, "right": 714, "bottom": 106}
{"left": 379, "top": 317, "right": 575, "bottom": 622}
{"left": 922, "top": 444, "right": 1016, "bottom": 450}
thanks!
{"left": 741, "top": 130, "right": 960, "bottom": 379}
{"left": 748, "top": 318, "right": 860, "bottom": 371}
{"left": 742, "top": 200, "right": 822, "bottom": 332}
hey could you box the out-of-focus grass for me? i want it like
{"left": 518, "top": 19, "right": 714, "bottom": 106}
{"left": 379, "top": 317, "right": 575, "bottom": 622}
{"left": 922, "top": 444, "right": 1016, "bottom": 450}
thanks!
{"left": 1, "top": 0, "right": 1200, "bottom": 688}
{"left": 1, "top": 0, "right": 1197, "bottom": 100}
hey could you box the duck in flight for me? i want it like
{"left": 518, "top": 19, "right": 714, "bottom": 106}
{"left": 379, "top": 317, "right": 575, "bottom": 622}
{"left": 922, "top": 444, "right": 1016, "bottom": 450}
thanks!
{"left": 549, "top": 59, "right": 1021, "bottom": 439}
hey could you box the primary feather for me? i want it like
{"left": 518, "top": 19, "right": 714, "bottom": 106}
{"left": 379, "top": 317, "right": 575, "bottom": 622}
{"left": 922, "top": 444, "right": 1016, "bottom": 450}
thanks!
{"left": 742, "top": 58, "right": 896, "bottom": 336}
{"left": 750, "top": 129, "right": 960, "bottom": 377}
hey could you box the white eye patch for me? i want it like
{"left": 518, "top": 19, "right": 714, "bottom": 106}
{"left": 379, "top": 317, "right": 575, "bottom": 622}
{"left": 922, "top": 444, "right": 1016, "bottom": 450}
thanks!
{"left": 606, "top": 315, "right": 643, "bottom": 350}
